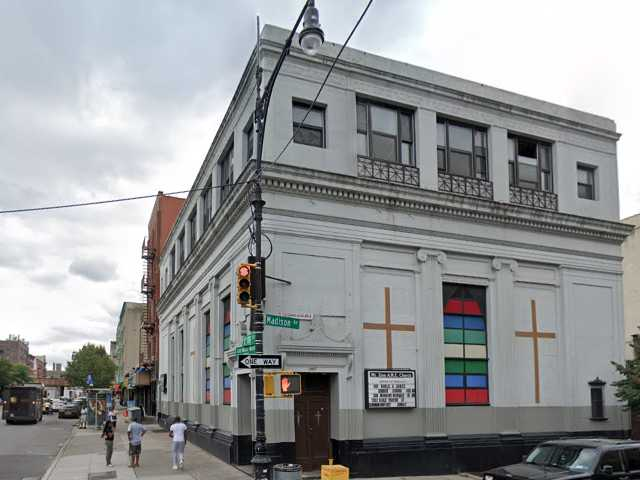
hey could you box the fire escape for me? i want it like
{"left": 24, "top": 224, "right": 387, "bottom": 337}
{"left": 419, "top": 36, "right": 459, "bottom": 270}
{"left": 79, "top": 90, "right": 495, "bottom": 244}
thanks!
{"left": 140, "top": 238, "right": 155, "bottom": 366}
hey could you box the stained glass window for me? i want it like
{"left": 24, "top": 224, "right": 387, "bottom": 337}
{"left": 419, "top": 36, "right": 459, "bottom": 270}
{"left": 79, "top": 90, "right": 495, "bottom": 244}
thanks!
{"left": 443, "top": 284, "right": 489, "bottom": 405}
{"left": 222, "top": 296, "right": 232, "bottom": 405}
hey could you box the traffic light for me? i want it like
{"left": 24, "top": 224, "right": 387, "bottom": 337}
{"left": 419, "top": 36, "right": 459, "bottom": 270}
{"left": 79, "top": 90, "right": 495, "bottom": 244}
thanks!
{"left": 280, "top": 373, "right": 302, "bottom": 396}
{"left": 263, "top": 373, "right": 275, "bottom": 398}
{"left": 236, "top": 263, "right": 253, "bottom": 307}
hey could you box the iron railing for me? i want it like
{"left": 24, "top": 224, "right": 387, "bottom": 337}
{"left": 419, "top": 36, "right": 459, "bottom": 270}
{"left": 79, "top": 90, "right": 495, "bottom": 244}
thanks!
{"left": 357, "top": 156, "right": 420, "bottom": 187}
{"left": 438, "top": 172, "right": 493, "bottom": 200}
{"left": 510, "top": 185, "right": 558, "bottom": 211}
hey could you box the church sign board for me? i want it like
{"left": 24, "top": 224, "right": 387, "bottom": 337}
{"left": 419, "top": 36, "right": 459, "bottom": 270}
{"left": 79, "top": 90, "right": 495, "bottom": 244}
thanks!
{"left": 365, "top": 369, "right": 416, "bottom": 409}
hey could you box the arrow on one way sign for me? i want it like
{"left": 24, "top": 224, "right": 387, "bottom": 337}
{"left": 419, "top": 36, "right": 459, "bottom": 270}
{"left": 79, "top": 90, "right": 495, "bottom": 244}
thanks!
{"left": 238, "top": 354, "right": 282, "bottom": 369}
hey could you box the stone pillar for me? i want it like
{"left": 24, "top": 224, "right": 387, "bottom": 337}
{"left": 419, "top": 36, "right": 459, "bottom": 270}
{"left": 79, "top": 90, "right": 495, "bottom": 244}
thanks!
{"left": 490, "top": 126, "right": 509, "bottom": 203}
{"left": 490, "top": 258, "right": 518, "bottom": 408}
{"left": 416, "top": 109, "right": 437, "bottom": 191}
{"left": 417, "top": 248, "right": 447, "bottom": 435}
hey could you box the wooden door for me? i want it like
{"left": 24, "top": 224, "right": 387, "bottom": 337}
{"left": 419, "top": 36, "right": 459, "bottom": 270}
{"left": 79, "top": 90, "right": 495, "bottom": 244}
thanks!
{"left": 294, "top": 374, "right": 330, "bottom": 471}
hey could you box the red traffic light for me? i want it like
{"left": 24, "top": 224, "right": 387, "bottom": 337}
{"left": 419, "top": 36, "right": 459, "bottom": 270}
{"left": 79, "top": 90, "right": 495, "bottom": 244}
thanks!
{"left": 239, "top": 265, "right": 250, "bottom": 277}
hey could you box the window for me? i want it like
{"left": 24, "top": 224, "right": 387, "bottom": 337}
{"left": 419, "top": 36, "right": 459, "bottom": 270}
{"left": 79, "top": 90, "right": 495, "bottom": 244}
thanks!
{"left": 169, "top": 247, "right": 175, "bottom": 282}
{"left": 437, "top": 118, "right": 488, "bottom": 179}
{"left": 443, "top": 284, "right": 489, "bottom": 406}
{"left": 357, "top": 100, "right": 414, "bottom": 165}
{"left": 508, "top": 135, "right": 553, "bottom": 191}
{"left": 188, "top": 208, "right": 197, "bottom": 253}
{"left": 292, "top": 101, "right": 325, "bottom": 148}
{"left": 204, "top": 311, "right": 211, "bottom": 358}
{"left": 177, "top": 229, "right": 185, "bottom": 269}
{"left": 204, "top": 367, "right": 211, "bottom": 404}
{"left": 244, "top": 116, "right": 254, "bottom": 165}
{"left": 598, "top": 451, "right": 624, "bottom": 474}
{"left": 222, "top": 295, "right": 232, "bottom": 405}
{"left": 201, "top": 178, "right": 213, "bottom": 231}
{"left": 179, "top": 329, "right": 184, "bottom": 402}
{"left": 219, "top": 145, "right": 234, "bottom": 204}
{"left": 624, "top": 448, "right": 640, "bottom": 472}
{"left": 578, "top": 165, "right": 596, "bottom": 200}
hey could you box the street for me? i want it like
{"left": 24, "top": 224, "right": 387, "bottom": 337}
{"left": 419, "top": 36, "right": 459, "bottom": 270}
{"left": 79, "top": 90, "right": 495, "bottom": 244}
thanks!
{"left": 0, "top": 413, "right": 74, "bottom": 480}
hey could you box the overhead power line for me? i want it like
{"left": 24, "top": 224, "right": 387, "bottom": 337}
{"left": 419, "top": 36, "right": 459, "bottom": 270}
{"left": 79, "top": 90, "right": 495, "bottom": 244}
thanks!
{"left": 0, "top": 181, "right": 250, "bottom": 215}
{"left": 271, "top": 0, "right": 374, "bottom": 165}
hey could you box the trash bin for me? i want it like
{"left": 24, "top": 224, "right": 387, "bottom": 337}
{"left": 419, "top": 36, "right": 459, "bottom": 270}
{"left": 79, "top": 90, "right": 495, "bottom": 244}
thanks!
{"left": 273, "top": 463, "right": 302, "bottom": 480}
{"left": 128, "top": 407, "right": 142, "bottom": 423}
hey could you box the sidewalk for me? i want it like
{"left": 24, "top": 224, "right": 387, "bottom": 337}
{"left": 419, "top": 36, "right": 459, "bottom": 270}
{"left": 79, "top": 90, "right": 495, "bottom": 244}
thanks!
{"left": 43, "top": 421, "right": 250, "bottom": 480}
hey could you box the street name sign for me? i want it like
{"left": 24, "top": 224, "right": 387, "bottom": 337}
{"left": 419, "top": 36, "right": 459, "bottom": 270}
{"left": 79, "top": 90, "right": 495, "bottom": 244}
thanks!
{"left": 238, "top": 354, "right": 282, "bottom": 369}
{"left": 265, "top": 314, "right": 300, "bottom": 329}
{"left": 241, "top": 333, "right": 256, "bottom": 347}
{"left": 235, "top": 344, "right": 256, "bottom": 355}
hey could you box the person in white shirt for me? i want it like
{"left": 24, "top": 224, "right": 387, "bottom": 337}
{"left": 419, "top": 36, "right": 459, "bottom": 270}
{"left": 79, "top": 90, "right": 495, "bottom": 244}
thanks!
{"left": 169, "top": 416, "right": 188, "bottom": 470}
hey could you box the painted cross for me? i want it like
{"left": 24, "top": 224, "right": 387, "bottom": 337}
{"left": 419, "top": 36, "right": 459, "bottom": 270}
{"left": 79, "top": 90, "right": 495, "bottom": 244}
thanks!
{"left": 363, "top": 287, "right": 415, "bottom": 369}
{"left": 515, "top": 299, "right": 556, "bottom": 404}
{"left": 314, "top": 410, "right": 323, "bottom": 426}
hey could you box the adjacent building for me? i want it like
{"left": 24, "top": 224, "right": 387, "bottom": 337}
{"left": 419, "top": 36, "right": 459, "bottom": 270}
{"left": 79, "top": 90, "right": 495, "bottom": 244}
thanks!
{"left": 139, "top": 192, "right": 185, "bottom": 416}
{"left": 623, "top": 214, "right": 640, "bottom": 358}
{"left": 0, "top": 335, "right": 31, "bottom": 367}
{"left": 114, "top": 302, "right": 145, "bottom": 404}
{"left": 157, "top": 25, "right": 632, "bottom": 476}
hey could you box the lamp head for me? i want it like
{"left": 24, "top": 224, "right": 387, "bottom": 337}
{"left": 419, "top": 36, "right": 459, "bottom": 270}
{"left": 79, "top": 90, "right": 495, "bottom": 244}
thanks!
{"left": 299, "top": 3, "right": 324, "bottom": 56}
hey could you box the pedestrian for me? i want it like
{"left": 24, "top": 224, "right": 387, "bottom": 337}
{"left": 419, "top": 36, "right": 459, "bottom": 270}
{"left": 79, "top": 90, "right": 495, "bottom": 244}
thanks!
{"left": 101, "top": 420, "right": 115, "bottom": 467}
{"left": 127, "top": 418, "right": 146, "bottom": 468}
{"left": 79, "top": 406, "right": 88, "bottom": 429}
{"left": 107, "top": 408, "right": 117, "bottom": 429}
{"left": 169, "top": 416, "right": 188, "bottom": 470}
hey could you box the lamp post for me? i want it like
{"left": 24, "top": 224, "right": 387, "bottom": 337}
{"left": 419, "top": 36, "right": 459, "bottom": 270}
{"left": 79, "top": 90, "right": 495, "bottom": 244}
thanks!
{"left": 251, "top": 2, "right": 324, "bottom": 479}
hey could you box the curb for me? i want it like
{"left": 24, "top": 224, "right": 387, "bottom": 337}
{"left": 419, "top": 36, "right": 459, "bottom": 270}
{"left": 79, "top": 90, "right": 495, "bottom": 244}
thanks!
{"left": 41, "top": 426, "right": 76, "bottom": 480}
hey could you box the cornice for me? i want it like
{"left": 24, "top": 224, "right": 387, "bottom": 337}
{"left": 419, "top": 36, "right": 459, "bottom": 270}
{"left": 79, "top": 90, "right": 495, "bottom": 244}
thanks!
{"left": 260, "top": 163, "right": 632, "bottom": 244}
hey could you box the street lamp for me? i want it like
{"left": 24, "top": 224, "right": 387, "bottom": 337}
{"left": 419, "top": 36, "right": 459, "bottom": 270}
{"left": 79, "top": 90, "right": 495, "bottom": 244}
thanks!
{"left": 251, "top": 2, "right": 324, "bottom": 479}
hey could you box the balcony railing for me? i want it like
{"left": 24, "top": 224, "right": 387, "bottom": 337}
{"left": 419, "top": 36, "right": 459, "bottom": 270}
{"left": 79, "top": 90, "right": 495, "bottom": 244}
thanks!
{"left": 510, "top": 186, "right": 558, "bottom": 211}
{"left": 438, "top": 172, "right": 493, "bottom": 200}
{"left": 357, "top": 156, "right": 420, "bottom": 187}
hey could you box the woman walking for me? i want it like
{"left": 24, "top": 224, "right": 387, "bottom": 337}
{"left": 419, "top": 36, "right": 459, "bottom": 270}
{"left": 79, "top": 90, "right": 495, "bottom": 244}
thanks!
{"left": 101, "top": 420, "right": 115, "bottom": 467}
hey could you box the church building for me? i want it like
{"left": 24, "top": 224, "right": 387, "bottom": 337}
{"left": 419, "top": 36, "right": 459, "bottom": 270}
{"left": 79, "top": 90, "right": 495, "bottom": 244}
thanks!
{"left": 156, "top": 25, "right": 632, "bottom": 476}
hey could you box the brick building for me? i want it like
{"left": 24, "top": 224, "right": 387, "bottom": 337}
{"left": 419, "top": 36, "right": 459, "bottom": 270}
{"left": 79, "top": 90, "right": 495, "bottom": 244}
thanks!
{"left": 0, "top": 335, "right": 30, "bottom": 367}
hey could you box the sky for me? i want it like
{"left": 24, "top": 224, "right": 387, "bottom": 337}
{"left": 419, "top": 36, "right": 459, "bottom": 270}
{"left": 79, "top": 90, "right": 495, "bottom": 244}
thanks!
{"left": 0, "top": 0, "right": 638, "bottom": 367}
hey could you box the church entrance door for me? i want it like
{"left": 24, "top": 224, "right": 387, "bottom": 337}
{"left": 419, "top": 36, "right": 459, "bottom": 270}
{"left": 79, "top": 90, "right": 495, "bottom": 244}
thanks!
{"left": 294, "top": 374, "right": 331, "bottom": 471}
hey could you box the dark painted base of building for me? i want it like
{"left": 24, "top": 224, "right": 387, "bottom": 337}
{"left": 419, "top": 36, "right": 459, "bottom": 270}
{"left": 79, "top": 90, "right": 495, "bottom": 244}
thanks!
{"left": 158, "top": 413, "right": 628, "bottom": 477}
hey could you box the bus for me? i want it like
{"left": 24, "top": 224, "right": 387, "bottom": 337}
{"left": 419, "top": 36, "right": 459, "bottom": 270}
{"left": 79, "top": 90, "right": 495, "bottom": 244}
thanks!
{"left": 3, "top": 384, "right": 44, "bottom": 424}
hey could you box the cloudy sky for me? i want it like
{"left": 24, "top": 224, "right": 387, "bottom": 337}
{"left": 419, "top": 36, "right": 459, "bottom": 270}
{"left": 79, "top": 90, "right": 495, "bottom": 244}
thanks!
{"left": 1, "top": 0, "right": 638, "bottom": 367}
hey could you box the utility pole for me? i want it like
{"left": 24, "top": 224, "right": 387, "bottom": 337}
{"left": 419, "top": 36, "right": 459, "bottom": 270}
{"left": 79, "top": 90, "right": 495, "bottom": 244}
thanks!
{"left": 250, "top": 3, "right": 324, "bottom": 479}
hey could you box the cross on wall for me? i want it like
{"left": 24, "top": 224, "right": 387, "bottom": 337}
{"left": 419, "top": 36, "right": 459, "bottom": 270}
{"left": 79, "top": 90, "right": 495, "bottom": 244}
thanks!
{"left": 363, "top": 287, "right": 415, "bottom": 369}
{"left": 515, "top": 299, "right": 556, "bottom": 404}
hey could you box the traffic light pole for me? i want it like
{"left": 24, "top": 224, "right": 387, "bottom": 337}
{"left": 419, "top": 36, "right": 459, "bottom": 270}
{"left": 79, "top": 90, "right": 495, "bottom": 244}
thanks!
{"left": 251, "top": 6, "right": 311, "bottom": 479}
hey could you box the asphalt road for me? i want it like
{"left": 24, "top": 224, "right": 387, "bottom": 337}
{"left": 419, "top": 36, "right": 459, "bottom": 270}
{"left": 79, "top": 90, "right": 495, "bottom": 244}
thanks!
{"left": 0, "top": 411, "right": 75, "bottom": 480}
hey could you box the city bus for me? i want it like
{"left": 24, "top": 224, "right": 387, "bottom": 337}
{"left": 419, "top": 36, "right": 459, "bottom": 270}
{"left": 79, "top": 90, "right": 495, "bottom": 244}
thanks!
{"left": 3, "top": 384, "right": 44, "bottom": 424}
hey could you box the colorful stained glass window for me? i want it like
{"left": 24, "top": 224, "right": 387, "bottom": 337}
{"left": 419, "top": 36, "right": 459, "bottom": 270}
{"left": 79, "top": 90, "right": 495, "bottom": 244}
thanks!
{"left": 205, "top": 367, "right": 211, "bottom": 404}
{"left": 443, "top": 284, "right": 489, "bottom": 406}
{"left": 222, "top": 296, "right": 232, "bottom": 405}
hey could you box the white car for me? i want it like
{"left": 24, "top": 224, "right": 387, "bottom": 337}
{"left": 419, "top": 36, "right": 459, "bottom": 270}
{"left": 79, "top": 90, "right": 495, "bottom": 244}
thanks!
{"left": 51, "top": 399, "right": 65, "bottom": 412}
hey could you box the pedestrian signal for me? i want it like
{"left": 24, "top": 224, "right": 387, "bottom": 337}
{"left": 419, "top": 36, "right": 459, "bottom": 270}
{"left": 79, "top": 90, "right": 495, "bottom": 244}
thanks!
{"left": 280, "top": 373, "right": 302, "bottom": 396}
{"left": 236, "top": 263, "right": 253, "bottom": 307}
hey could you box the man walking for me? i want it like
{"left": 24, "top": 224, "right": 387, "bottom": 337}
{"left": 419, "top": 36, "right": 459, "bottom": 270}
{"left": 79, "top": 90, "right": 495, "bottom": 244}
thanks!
{"left": 169, "top": 416, "right": 187, "bottom": 470}
{"left": 127, "top": 418, "right": 146, "bottom": 467}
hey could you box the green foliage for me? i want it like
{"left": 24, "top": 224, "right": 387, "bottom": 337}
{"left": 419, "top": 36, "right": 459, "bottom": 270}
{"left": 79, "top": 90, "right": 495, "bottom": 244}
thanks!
{"left": 64, "top": 343, "right": 115, "bottom": 388}
{"left": 0, "top": 358, "right": 34, "bottom": 388}
{"left": 612, "top": 335, "right": 640, "bottom": 411}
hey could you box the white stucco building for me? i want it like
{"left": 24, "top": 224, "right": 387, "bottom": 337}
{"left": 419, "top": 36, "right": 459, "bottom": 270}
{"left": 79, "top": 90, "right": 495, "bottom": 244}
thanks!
{"left": 623, "top": 214, "right": 640, "bottom": 359}
{"left": 156, "top": 25, "right": 632, "bottom": 476}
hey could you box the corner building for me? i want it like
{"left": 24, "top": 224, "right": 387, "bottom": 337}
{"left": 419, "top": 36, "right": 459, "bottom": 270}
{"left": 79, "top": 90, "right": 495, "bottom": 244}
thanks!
{"left": 157, "top": 25, "right": 632, "bottom": 476}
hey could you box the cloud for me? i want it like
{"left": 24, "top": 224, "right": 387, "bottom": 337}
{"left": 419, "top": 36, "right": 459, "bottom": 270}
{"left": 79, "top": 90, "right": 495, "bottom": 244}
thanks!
{"left": 29, "top": 271, "right": 67, "bottom": 288}
{"left": 69, "top": 257, "right": 118, "bottom": 283}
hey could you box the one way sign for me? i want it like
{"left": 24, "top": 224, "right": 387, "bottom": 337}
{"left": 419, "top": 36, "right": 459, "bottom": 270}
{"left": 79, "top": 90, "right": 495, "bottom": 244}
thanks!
{"left": 238, "top": 354, "right": 282, "bottom": 369}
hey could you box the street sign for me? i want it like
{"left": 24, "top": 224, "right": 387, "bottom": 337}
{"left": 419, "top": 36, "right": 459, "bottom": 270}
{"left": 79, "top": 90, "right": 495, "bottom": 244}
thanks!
{"left": 265, "top": 314, "right": 300, "bottom": 329}
{"left": 273, "top": 312, "right": 313, "bottom": 321}
{"left": 238, "top": 355, "right": 282, "bottom": 369}
{"left": 241, "top": 333, "right": 256, "bottom": 347}
{"left": 235, "top": 345, "right": 256, "bottom": 355}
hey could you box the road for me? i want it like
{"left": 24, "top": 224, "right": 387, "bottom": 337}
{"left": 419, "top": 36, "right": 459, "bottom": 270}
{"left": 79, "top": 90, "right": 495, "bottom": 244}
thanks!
{"left": 0, "top": 412, "right": 74, "bottom": 480}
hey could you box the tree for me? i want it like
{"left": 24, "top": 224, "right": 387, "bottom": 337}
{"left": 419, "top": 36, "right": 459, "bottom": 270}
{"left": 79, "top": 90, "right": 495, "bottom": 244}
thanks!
{"left": 64, "top": 343, "right": 116, "bottom": 388}
{"left": 612, "top": 334, "right": 640, "bottom": 410}
{"left": 0, "top": 359, "right": 33, "bottom": 388}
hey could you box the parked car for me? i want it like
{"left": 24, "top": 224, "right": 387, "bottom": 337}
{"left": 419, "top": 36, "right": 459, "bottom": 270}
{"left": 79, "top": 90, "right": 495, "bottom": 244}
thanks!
{"left": 58, "top": 403, "right": 81, "bottom": 419}
{"left": 483, "top": 439, "right": 640, "bottom": 480}
{"left": 51, "top": 399, "right": 65, "bottom": 412}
